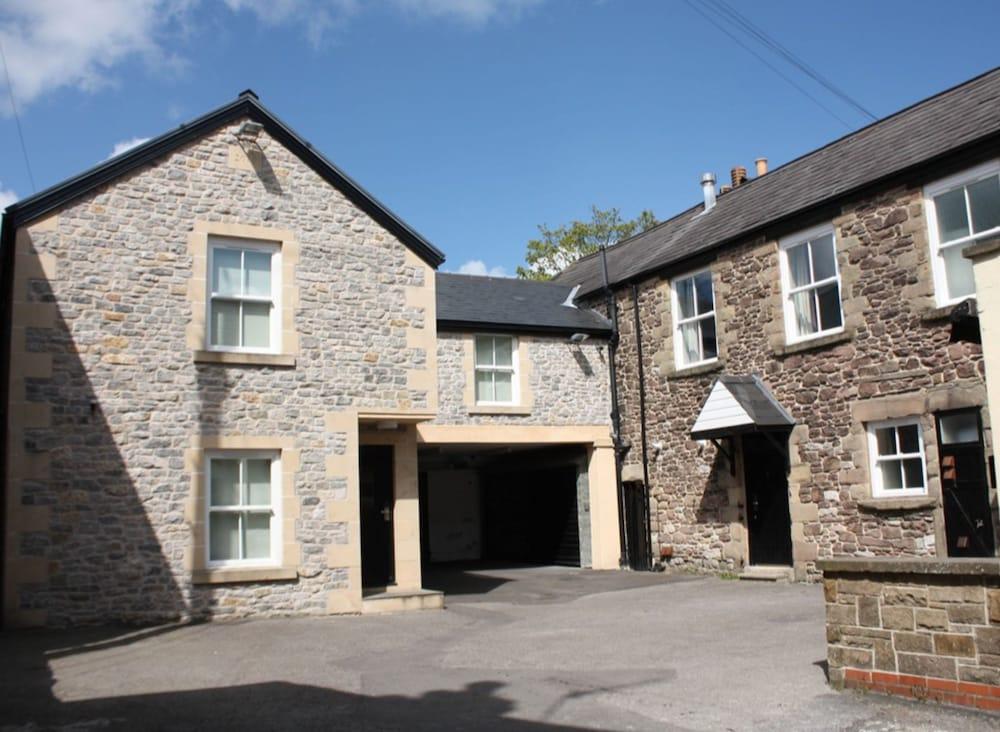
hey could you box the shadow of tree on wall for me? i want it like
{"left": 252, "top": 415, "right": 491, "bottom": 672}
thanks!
{"left": 13, "top": 241, "right": 189, "bottom": 626}
{"left": 0, "top": 625, "right": 598, "bottom": 732}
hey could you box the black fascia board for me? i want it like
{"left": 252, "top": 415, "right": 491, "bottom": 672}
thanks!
{"left": 436, "top": 319, "right": 612, "bottom": 337}
{"left": 2, "top": 92, "right": 446, "bottom": 268}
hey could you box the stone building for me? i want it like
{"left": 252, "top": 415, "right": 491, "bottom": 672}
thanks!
{"left": 555, "top": 68, "right": 1000, "bottom": 581}
{"left": 0, "top": 91, "right": 620, "bottom": 627}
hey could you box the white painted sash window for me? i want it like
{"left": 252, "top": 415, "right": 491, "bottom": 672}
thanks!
{"left": 474, "top": 335, "right": 517, "bottom": 404}
{"left": 867, "top": 419, "right": 928, "bottom": 498}
{"left": 779, "top": 226, "right": 843, "bottom": 343}
{"left": 671, "top": 269, "right": 717, "bottom": 369}
{"left": 925, "top": 161, "right": 1000, "bottom": 305}
{"left": 208, "top": 237, "right": 280, "bottom": 352}
{"left": 207, "top": 454, "right": 281, "bottom": 566}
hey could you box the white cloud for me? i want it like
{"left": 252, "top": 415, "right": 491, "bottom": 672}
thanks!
{"left": 0, "top": 0, "right": 189, "bottom": 114}
{"left": 455, "top": 259, "right": 508, "bottom": 277}
{"left": 0, "top": 0, "right": 546, "bottom": 112}
{"left": 106, "top": 136, "right": 151, "bottom": 160}
{"left": 0, "top": 183, "right": 19, "bottom": 222}
{"left": 391, "top": 0, "right": 544, "bottom": 25}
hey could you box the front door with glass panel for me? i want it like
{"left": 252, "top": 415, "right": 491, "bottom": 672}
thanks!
{"left": 937, "top": 410, "right": 995, "bottom": 557}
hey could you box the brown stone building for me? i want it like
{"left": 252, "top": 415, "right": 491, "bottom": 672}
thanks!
{"left": 556, "top": 68, "right": 1000, "bottom": 580}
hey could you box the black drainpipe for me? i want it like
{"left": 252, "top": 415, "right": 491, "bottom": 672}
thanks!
{"left": 631, "top": 283, "right": 653, "bottom": 570}
{"left": 600, "top": 245, "right": 628, "bottom": 568}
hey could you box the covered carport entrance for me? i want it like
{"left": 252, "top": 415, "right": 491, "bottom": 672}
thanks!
{"left": 414, "top": 424, "right": 621, "bottom": 594}
{"left": 419, "top": 444, "right": 589, "bottom": 569}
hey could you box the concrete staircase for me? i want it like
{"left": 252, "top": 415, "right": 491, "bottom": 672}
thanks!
{"left": 738, "top": 565, "right": 794, "bottom": 583}
{"left": 361, "top": 588, "right": 444, "bottom": 614}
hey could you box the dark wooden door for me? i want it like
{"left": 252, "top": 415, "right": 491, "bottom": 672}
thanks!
{"left": 360, "top": 445, "right": 394, "bottom": 588}
{"left": 937, "top": 410, "right": 995, "bottom": 558}
{"left": 743, "top": 433, "right": 793, "bottom": 566}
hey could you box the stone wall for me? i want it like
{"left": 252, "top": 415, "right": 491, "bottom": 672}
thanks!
{"left": 434, "top": 331, "right": 611, "bottom": 426}
{"left": 820, "top": 558, "right": 1000, "bottom": 711}
{"left": 599, "top": 182, "right": 991, "bottom": 579}
{"left": 6, "top": 119, "right": 436, "bottom": 626}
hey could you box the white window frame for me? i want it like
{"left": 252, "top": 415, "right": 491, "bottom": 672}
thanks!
{"left": 778, "top": 223, "right": 845, "bottom": 345}
{"left": 671, "top": 267, "right": 718, "bottom": 370}
{"left": 924, "top": 159, "right": 1000, "bottom": 306}
{"left": 473, "top": 334, "right": 519, "bottom": 406}
{"left": 206, "top": 237, "right": 282, "bottom": 354}
{"left": 866, "top": 418, "right": 929, "bottom": 498}
{"left": 205, "top": 451, "right": 282, "bottom": 569}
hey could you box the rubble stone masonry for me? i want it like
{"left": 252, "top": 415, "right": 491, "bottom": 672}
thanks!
{"left": 5, "top": 121, "right": 436, "bottom": 626}
{"left": 603, "top": 183, "right": 992, "bottom": 579}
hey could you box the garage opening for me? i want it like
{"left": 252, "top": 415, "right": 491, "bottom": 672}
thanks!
{"left": 418, "top": 444, "right": 591, "bottom": 582}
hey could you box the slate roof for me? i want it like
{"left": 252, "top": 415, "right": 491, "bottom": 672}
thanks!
{"left": 690, "top": 375, "right": 795, "bottom": 440}
{"left": 436, "top": 272, "right": 611, "bottom": 335}
{"left": 555, "top": 67, "right": 1000, "bottom": 297}
{"left": 0, "top": 90, "right": 445, "bottom": 268}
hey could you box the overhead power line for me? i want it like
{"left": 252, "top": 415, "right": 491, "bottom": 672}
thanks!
{"left": 0, "top": 37, "right": 36, "bottom": 193}
{"left": 705, "top": 0, "right": 877, "bottom": 122}
{"left": 682, "top": 0, "right": 854, "bottom": 130}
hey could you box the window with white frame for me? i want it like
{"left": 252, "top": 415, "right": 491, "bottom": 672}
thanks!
{"left": 208, "top": 237, "right": 280, "bottom": 352}
{"left": 207, "top": 453, "right": 280, "bottom": 565}
{"left": 779, "top": 227, "right": 843, "bottom": 343}
{"left": 474, "top": 335, "right": 517, "bottom": 404}
{"left": 672, "top": 269, "right": 717, "bottom": 368}
{"left": 925, "top": 161, "right": 1000, "bottom": 305}
{"left": 867, "top": 419, "right": 928, "bottom": 497}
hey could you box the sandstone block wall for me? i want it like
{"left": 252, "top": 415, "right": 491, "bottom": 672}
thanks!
{"left": 602, "top": 183, "right": 991, "bottom": 579}
{"left": 820, "top": 558, "right": 1000, "bottom": 712}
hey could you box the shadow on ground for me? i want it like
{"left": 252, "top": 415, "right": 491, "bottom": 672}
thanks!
{"left": 0, "top": 624, "right": 596, "bottom": 731}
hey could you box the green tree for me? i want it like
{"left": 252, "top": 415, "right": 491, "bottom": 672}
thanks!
{"left": 516, "top": 206, "right": 658, "bottom": 281}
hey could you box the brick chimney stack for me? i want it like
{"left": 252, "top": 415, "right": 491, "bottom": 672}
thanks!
{"left": 731, "top": 165, "right": 748, "bottom": 188}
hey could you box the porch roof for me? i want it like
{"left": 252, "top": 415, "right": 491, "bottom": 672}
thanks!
{"left": 690, "top": 375, "right": 795, "bottom": 441}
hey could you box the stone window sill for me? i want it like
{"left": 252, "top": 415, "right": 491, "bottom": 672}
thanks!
{"left": 667, "top": 359, "right": 725, "bottom": 380}
{"left": 772, "top": 329, "right": 853, "bottom": 357}
{"left": 194, "top": 350, "right": 297, "bottom": 367}
{"left": 192, "top": 567, "right": 298, "bottom": 585}
{"left": 468, "top": 405, "right": 532, "bottom": 416}
{"left": 856, "top": 496, "right": 937, "bottom": 512}
{"left": 920, "top": 298, "right": 976, "bottom": 323}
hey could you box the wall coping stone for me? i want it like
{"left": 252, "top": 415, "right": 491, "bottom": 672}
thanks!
{"left": 771, "top": 328, "right": 853, "bottom": 357}
{"left": 856, "top": 496, "right": 938, "bottom": 512}
{"left": 818, "top": 557, "right": 1000, "bottom": 576}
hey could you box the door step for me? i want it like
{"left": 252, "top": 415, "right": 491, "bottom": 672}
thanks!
{"left": 739, "top": 565, "right": 794, "bottom": 583}
{"left": 361, "top": 588, "right": 444, "bottom": 615}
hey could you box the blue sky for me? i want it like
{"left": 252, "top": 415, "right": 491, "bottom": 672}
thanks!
{"left": 1, "top": 1, "right": 998, "bottom": 276}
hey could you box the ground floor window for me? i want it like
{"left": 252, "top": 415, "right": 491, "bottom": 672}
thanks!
{"left": 867, "top": 419, "right": 928, "bottom": 497}
{"left": 207, "top": 453, "right": 280, "bottom": 565}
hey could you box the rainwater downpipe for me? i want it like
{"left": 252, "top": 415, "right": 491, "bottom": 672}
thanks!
{"left": 600, "top": 244, "right": 628, "bottom": 568}
{"left": 631, "top": 283, "right": 653, "bottom": 570}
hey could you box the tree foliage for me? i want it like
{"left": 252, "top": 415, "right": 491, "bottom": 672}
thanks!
{"left": 516, "top": 206, "right": 658, "bottom": 281}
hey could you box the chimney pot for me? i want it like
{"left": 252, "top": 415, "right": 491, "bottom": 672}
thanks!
{"left": 755, "top": 157, "right": 768, "bottom": 176}
{"left": 730, "top": 166, "right": 748, "bottom": 188}
{"left": 701, "top": 172, "right": 717, "bottom": 212}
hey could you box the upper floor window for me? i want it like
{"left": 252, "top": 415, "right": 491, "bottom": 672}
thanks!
{"left": 671, "top": 269, "right": 717, "bottom": 369}
{"left": 867, "top": 419, "right": 928, "bottom": 498}
{"left": 474, "top": 335, "right": 517, "bottom": 405}
{"left": 207, "top": 453, "right": 281, "bottom": 566}
{"left": 925, "top": 161, "right": 1000, "bottom": 305}
{"left": 208, "top": 237, "right": 280, "bottom": 352}
{"left": 779, "top": 226, "right": 843, "bottom": 343}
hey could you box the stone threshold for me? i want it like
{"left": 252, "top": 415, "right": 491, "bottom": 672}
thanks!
{"left": 361, "top": 588, "right": 444, "bottom": 614}
{"left": 739, "top": 565, "right": 793, "bottom": 582}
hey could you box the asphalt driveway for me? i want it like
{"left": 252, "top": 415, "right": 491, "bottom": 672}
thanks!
{"left": 1, "top": 566, "right": 996, "bottom": 731}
